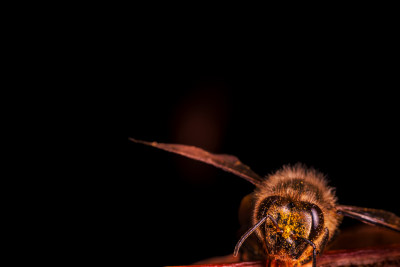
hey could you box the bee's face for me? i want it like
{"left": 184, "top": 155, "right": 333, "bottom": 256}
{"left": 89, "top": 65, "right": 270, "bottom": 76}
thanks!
{"left": 254, "top": 196, "right": 324, "bottom": 261}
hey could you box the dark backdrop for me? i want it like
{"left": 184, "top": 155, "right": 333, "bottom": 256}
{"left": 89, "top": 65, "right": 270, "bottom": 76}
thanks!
{"left": 126, "top": 63, "right": 399, "bottom": 266}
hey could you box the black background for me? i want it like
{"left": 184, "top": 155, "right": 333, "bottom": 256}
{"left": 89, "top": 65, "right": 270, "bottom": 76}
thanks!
{"left": 126, "top": 53, "right": 399, "bottom": 266}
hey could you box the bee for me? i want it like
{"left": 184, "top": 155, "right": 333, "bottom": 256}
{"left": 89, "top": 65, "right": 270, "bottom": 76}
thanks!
{"left": 130, "top": 138, "right": 400, "bottom": 267}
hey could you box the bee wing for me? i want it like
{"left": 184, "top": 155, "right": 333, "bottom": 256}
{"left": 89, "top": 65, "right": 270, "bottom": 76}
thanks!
{"left": 337, "top": 205, "right": 400, "bottom": 233}
{"left": 130, "top": 138, "right": 263, "bottom": 186}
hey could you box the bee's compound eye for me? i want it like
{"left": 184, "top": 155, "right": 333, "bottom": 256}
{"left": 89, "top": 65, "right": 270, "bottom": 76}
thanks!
{"left": 311, "top": 207, "right": 320, "bottom": 230}
{"left": 308, "top": 205, "right": 324, "bottom": 241}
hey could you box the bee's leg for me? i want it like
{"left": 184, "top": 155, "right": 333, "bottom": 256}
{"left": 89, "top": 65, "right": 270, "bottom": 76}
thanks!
{"left": 297, "top": 228, "right": 329, "bottom": 266}
{"left": 301, "top": 238, "right": 317, "bottom": 267}
{"left": 318, "top": 228, "right": 329, "bottom": 254}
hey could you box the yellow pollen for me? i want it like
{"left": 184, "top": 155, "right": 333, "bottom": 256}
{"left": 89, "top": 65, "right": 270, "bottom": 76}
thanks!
{"left": 277, "top": 211, "right": 306, "bottom": 239}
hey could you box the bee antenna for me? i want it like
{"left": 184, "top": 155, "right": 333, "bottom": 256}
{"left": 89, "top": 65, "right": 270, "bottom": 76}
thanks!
{"left": 234, "top": 215, "right": 280, "bottom": 257}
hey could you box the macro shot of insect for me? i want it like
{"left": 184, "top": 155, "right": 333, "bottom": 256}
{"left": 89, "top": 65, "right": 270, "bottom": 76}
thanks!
{"left": 130, "top": 138, "right": 400, "bottom": 267}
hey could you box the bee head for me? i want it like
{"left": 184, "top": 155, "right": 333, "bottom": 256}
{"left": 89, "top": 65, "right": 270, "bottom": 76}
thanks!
{"left": 254, "top": 196, "right": 324, "bottom": 261}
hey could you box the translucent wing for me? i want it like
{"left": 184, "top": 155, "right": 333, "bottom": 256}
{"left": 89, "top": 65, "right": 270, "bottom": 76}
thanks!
{"left": 130, "top": 138, "right": 263, "bottom": 186}
{"left": 337, "top": 205, "right": 400, "bottom": 233}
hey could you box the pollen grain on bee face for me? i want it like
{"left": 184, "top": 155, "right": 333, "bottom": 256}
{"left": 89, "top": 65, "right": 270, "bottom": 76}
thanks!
{"left": 277, "top": 211, "right": 306, "bottom": 239}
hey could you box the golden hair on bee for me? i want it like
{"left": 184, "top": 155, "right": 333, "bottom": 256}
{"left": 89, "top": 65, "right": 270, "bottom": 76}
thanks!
{"left": 253, "top": 163, "right": 341, "bottom": 241}
{"left": 251, "top": 163, "right": 342, "bottom": 264}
